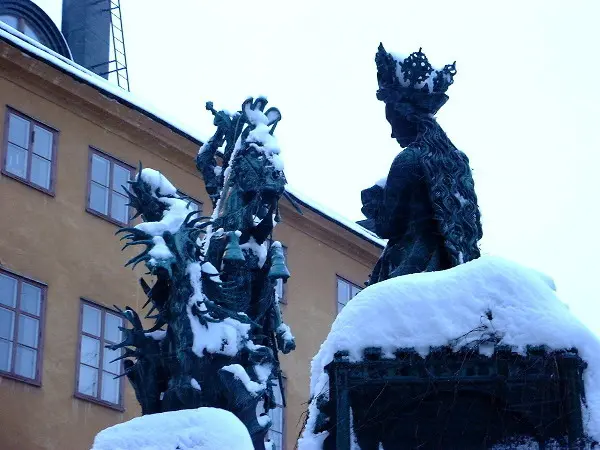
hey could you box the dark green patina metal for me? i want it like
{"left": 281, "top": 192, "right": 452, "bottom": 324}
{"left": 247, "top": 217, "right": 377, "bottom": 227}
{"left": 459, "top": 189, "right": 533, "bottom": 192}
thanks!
{"left": 317, "top": 46, "right": 591, "bottom": 449}
{"left": 359, "top": 44, "right": 483, "bottom": 285}
{"left": 107, "top": 97, "right": 295, "bottom": 450}
{"left": 323, "top": 346, "right": 589, "bottom": 449}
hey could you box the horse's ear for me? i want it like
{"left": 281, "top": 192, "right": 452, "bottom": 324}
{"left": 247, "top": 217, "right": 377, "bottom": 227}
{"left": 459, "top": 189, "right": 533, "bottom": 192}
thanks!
{"left": 242, "top": 97, "right": 254, "bottom": 116}
{"left": 253, "top": 97, "right": 268, "bottom": 112}
{"left": 265, "top": 108, "right": 281, "bottom": 126}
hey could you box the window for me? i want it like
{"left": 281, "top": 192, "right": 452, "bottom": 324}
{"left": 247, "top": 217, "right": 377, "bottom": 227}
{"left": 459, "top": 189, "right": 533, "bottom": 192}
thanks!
{"left": 0, "top": 1, "right": 72, "bottom": 58}
{"left": 337, "top": 277, "right": 362, "bottom": 313}
{"left": 0, "top": 268, "right": 46, "bottom": 385}
{"left": 1, "top": 14, "right": 39, "bottom": 40}
{"left": 177, "top": 190, "right": 203, "bottom": 215}
{"left": 2, "top": 109, "right": 57, "bottom": 194}
{"left": 87, "top": 148, "right": 134, "bottom": 226}
{"left": 75, "top": 300, "right": 124, "bottom": 409}
{"left": 267, "top": 376, "right": 285, "bottom": 450}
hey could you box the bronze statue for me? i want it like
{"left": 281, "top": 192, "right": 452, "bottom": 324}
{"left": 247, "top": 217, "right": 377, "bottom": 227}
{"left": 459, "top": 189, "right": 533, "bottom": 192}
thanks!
{"left": 108, "top": 97, "right": 294, "bottom": 450}
{"left": 359, "top": 45, "right": 483, "bottom": 284}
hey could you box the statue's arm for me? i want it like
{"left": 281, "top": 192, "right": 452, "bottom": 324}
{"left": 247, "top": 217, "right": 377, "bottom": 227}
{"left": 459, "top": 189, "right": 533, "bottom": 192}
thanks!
{"left": 377, "top": 147, "right": 420, "bottom": 238}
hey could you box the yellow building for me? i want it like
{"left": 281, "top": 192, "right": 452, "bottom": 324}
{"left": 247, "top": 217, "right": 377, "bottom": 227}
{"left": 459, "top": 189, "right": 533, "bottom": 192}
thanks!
{"left": 0, "top": 4, "right": 382, "bottom": 449}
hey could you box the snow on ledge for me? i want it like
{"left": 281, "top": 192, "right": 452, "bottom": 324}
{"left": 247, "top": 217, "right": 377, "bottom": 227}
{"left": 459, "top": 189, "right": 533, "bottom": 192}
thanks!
{"left": 298, "top": 256, "right": 600, "bottom": 448}
{"left": 91, "top": 407, "right": 253, "bottom": 450}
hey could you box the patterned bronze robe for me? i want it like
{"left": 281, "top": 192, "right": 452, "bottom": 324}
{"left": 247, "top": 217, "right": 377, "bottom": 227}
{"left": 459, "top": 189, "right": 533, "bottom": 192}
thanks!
{"left": 360, "top": 145, "right": 451, "bottom": 285}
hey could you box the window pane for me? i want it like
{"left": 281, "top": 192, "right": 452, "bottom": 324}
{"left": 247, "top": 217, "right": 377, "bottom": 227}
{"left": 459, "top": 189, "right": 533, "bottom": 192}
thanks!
{"left": 112, "top": 164, "right": 130, "bottom": 194}
{"left": 15, "top": 345, "right": 36, "bottom": 379}
{"left": 188, "top": 200, "right": 199, "bottom": 212}
{"left": 20, "top": 283, "right": 41, "bottom": 316}
{"left": 110, "top": 192, "right": 128, "bottom": 223}
{"left": 0, "top": 15, "right": 19, "bottom": 29}
{"left": 8, "top": 113, "right": 30, "bottom": 148}
{"left": 351, "top": 286, "right": 361, "bottom": 298}
{"left": 18, "top": 315, "right": 39, "bottom": 348}
{"left": 23, "top": 24, "right": 40, "bottom": 41}
{"left": 32, "top": 126, "right": 53, "bottom": 159}
{"left": 103, "top": 347, "right": 121, "bottom": 374}
{"left": 337, "top": 301, "right": 345, "bottom": 314}
{"left": 272, "top": 379, "right": 283, "bottom": 405}
{"left": 5, "top": 143, "right": 28, "bottom": 178}
{"left": 0, "top": 338, "right": 12, "bottom": 371}
{"left": 89, "top": 182, "right": 109, "bottom": 215}
{"left": 268, "top": 431, "right": 283, "bottom": 450}
{"left": 91, "top": 154, "right": 110, "bottom": 186}
{"left": 80, "top": 335, "right": 100, "bottom": 367}
{"left": 101, "top": 371, "right": 120, "bottom": 404}
{"left": 337, "top": 279, "right": 349, "bottom": 304}
{"left": 30, "top": 155, "right": 51, "bottom": 189}
{"left": 82, "top": 304, "right": 101, "bottom": 336}
{"left": 78, "top": 364, "right": 98, "bottom": 397}
{"left": 269, "top": 406, "right": 283, "bottom": 433}
{"left": 104, "top": 313, "right": 122, "bottom": 343}
{"left": 0, "top": 274, "right": 17, "bottom": 307}
{"left": 0, "top": 307, "right": 15, "bottom": 340}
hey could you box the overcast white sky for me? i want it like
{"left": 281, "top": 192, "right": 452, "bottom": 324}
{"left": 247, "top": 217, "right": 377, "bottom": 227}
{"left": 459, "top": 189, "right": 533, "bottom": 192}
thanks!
{"left": 38, "top": 1, "right": 600, "bottom": 335}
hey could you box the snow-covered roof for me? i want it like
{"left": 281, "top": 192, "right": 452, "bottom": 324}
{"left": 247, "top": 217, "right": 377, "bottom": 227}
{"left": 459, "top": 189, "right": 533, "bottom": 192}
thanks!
{"left": 0, "top": 23, "right": 384, "bottom": 250}
{"left": 0, "top": 22, "right": 206, "bottom": 145}
{"left": 299, "top": 256, "right": 600, "bottom": 448}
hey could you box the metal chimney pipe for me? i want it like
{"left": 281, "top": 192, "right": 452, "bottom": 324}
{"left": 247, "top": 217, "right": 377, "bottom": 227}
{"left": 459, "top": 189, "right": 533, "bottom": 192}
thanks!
{"left": 61, "top": 0, "right": 111, "bottom": 78}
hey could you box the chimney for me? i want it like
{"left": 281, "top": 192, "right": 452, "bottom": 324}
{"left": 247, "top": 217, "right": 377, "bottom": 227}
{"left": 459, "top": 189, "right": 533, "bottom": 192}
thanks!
{"left": 61, "top": 0, "right": 111, "bottom": 79}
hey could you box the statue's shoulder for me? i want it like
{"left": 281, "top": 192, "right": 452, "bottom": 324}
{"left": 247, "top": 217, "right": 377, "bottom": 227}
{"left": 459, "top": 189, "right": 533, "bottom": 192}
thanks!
{"left": 391, "top": 144, "right": 421, "bottom": 169}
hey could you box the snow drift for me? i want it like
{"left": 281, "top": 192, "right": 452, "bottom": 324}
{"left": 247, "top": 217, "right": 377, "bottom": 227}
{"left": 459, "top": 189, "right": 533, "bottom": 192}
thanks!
{"left": 298, "top": 256, "right": 600, "bottom": 449}
{"left": 91, "top": 407, "right": 253, "bottom": 450}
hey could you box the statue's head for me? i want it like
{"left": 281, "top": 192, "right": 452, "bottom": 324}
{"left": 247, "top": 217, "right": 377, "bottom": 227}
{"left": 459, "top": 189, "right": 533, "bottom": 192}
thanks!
{"left": 216, "top": 97, "right": 286, "bottom": 242}
{"left": 234, "top": 144, "right": 286, "bottom": 218}
{"left": 375, "top": 44, "right": 457, "bottom": 147}
{"left": 384, "top": 103, "right": 420, "bottom": 148}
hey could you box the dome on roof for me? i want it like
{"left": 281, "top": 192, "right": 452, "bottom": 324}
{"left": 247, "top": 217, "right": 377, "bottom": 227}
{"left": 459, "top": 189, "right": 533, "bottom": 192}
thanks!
{"left": 0, "top": 0, "right": 71, "bottom": 58}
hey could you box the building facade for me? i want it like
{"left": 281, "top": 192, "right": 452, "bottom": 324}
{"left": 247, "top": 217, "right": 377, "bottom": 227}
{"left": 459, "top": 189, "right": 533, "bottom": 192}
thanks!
{"left": 0, "top": 4, "right": 382, "bottom": 449}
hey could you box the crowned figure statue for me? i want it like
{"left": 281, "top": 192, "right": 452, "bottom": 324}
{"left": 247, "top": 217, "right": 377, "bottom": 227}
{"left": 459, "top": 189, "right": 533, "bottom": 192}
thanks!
{"left": 359, "top": 45, "right": 483, "bottom": 285}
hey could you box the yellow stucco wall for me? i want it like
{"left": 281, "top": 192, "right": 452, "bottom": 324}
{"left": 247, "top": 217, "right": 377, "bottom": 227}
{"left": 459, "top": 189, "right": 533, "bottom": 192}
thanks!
{"left": 0, "top": 41, "right": 380, "bottom": 450}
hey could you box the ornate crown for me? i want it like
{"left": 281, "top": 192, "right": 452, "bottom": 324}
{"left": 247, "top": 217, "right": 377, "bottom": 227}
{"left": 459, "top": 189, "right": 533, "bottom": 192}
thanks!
{"left": 375, "top": 43, "right": 457, "bottom": 115}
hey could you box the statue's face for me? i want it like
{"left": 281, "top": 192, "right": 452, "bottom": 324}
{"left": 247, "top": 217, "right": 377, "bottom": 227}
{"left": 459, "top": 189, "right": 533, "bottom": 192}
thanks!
{"left": 385, "top": 103, "right": 418, "bottom": 148}
{"left": 236, "top": 147, "right": 286, "bottom": 220}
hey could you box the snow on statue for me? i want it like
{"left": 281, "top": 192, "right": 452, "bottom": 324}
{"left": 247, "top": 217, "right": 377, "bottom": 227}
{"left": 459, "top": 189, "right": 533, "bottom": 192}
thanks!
{"left": 91, "top": 97, "right": 295, "bottom": 450}
{"left": 298, "top": 256, "right": 600, "bottom": 449}
{"left": 299, "top": 45, "right": 600, "bottom": 449}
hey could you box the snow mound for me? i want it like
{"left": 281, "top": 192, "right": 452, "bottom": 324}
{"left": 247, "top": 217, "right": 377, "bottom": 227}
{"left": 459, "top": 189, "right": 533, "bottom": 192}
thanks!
{"left": 138, "top": 168, "right": 177, "bottom": 196}
{"left": 299, "top": 256, "right": 600, "bottom": 448}
{"left": 134, "top": 169, "right": 194, "bottom": 237}
{"left": 91, "top": 407, "right": 253, "bottom": 450}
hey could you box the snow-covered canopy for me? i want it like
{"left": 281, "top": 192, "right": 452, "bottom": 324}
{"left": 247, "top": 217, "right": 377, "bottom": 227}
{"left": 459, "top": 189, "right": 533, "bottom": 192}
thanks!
{"left": 298, "top": 256, "right": 600, "bottom": 449}
{"left": 91, "top": 407, "right": 253, "bottom": 450}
